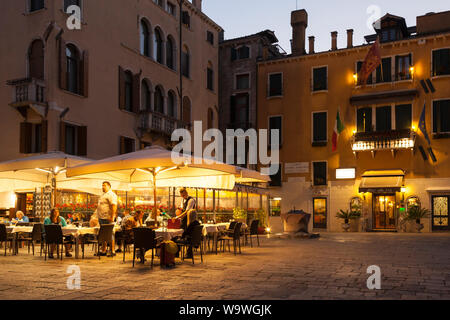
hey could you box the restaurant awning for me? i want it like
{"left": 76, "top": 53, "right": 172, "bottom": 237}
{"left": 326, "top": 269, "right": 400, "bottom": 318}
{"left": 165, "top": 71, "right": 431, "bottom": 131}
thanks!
{"left": 350, "top": 89, "right": 419, "bottom": 106}
{"left": 359, "top": 170, "right": 405, "bottom": 193}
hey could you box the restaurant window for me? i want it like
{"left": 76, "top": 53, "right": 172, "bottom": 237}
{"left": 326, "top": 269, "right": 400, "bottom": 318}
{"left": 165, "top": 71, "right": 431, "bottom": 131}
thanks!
{"left": 29, "top": 39, "right": 44, "bottom": 80}
{"left": 432, "top": 48, "right": 450, "bottom": 77}
{"left": 154, "top": 86, "right": 164, "bottom": 114}
{"left": 357, "top": 61, "right": 373, "bottom": 85}
{"left": 120, "top": 136, "right": 135, "bottom": 155}
{"left": 181, "top": 45, "right": 190, "bottom": 78}
{"left": 376, "top": 57, "right": 392, "bottom": 83}
{"left": 376, "top": 106, "right": 391, "bottom": 132}
{"left": 140, "top": 20, "right": 151, "bottom": 58}
{"left": 207, "top": 62, "right": 214, "bottom": 91}
{"left": 268, "top": 73, "right": 282, "bottom": 97}
{"left": 313, "top": 162, "right": 327, "bottom": 186}
{"left": 166, "top": 2, "right": 176, "bottom": 16}
{"left": 433, "top": 100, "right": 450, "bottom": 134}
{"left": 166, "top": 36, "right": 175, "bottom": 70}
{"left": 312, "top": 66, "right": 327, "bottom": 91}
{"left": 357, "top": 107, "right": 373, "bottom": 133}
{"left": 153, "top": 28, "right": 164, "bottom": 64}
{"left": 141, "top": 80, "right": 151, "bottom": 112}
{"left": 236, "top": 74, "right": 250, "bottom": 90}
{"left": 269, "top": 164, "right": 282, "bottom": 187}
{"left": 20, "top": 122, "right": 47, "bottom": 154}
{"left": 207, "top": 31, "right": 214, "bottom": 45}
{"left": 269, "top": 116, "right": 282, "bottom": 147}
{"left": 30, "top": 0, "right": 44, "bottom": 12}
{"left": 60, "top": 122, "right": 87, "bottom": 156}
{"left": 313, "top": 197, "right": 327, "bottom": 229}
{"left": 395, "top": 54, "right": 412, "bottom": 81}
{"left": 395, "top": 104, "right": 412, "bottom": 130}
{"left": 312, "top": 112, "right": 327, "bottom": 145}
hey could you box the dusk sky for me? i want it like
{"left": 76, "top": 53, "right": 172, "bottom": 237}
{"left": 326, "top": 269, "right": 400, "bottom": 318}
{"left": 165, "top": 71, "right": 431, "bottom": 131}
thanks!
{"left": 203, "top": 0, "right": 450, "bottom": 53}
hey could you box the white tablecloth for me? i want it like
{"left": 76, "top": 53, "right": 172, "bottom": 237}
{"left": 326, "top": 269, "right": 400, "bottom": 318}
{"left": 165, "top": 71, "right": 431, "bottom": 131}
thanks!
{"left": 7, "top": 226, "right": 33, "bottom": 234}
{"left": 154, "top": 228, "right": 184, "bottom": 241}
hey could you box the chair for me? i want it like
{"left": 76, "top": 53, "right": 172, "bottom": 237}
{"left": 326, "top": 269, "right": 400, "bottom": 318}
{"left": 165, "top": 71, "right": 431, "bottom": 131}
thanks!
{"left": 223, "top": 221, "right": 237, "bottom": 235}
{"left": 22, "top": 223, "right": 44, "bottom": 256}
{"left": 216, "top": 222, "right": 242, "bottom": 255}
{"left": 44, "top": 224, "right": 72, "bottom": 261}
{"left": 245, "top": 220, "right": 260, "bottom": 247}
{"left": 116, "top": 229, "right": 134, "bottom": 262}
{"left": 176, "top": 225, "right": 204, "bottom": 264}
{"left": 132, "top": 227, "right": 157, "bottom": 268}
{"left": 82, "top": 224, "right": 114, "bottom": 259}
{"left": 0, "top": 224, "right": 14, "bottom": 256}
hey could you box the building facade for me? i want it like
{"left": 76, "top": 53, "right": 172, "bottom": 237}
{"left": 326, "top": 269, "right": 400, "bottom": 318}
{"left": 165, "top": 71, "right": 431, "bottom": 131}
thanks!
{"left": 0, "top": 0, "right": 222, "bottom": 162}
{"left": 258, "top": 9, "right": 450, "bottom": 232}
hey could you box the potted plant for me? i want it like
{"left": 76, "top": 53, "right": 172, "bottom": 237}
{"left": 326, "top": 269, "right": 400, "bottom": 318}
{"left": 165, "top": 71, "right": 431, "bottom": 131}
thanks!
{"left": 406, "top": 206, "right": 430, "bottom": 233}
{"left": 254, "top": 209, "right": 268, "bottom": 234}
{"left": 336, "top": 209, "right": 361, "bottom": 232}
{"left": 233, "top": 207, "right": 247, "bottom": 223}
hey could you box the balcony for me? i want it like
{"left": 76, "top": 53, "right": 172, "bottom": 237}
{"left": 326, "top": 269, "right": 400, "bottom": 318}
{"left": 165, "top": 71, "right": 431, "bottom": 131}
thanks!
{"left": 351, "top": 129, "right": 416, "bottom": 158}
{"left": 7, "top": 78, "right": 46, "bottom": 107}
{"left": 138, "top": 111, "right": 191, "bottom": 137}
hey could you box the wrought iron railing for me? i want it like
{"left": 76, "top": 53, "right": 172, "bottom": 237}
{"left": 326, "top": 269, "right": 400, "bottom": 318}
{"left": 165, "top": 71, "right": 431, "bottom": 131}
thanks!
{"left": 351, "top": 129, "right": 416, "bottom": 152}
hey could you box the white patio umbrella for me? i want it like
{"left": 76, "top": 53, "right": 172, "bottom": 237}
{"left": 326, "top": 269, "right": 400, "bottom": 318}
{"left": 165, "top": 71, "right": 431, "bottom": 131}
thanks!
{"left": 66, "top": 146, "right": 269, "bottom": 218}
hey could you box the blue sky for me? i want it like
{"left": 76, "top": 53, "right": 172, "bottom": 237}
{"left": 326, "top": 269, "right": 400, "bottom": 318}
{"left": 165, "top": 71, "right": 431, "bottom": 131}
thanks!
{"left": 203, "top": 0, "right": 449, "bottom": 53}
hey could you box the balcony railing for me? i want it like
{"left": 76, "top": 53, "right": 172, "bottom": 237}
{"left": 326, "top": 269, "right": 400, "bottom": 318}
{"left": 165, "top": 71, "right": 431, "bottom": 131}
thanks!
{"left": 7, "top": 78, "right": 46, "bottom": 106}
{"left": 351, "top": 129, "right": 416, "bottom": 157}
{"left": 139, "top": 111, "right": 191, "bottom": 136}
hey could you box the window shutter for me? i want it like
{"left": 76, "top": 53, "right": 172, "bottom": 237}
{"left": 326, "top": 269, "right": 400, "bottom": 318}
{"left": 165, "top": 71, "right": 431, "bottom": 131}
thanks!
{"left": 20, "top": 122, "right": 32, "bottom": 154}
{"left": 59, "top": 122, "right": 66, "bottom": 152}
{"left": 79, "top": 50, "right": 89, "bottom": 97}
{"left": 77, "top": 126, "right": 87, "bottom": 156}
{"left": 118, "top": 66, "right": 126, "bottom": 110}
{"left": 132, "top": 73, "right": 141, "bottom": 114}
{"left": 120, "top": 136, "right": 125, "bottom": 155}
{"left": 230, "top": 95, "right": 236, "bottom": 123}
{"left": 59, "top": 38, "right": 67, "bottom": 90}
{"left": 41, "top": 120, "right": 48, "bottom": 153}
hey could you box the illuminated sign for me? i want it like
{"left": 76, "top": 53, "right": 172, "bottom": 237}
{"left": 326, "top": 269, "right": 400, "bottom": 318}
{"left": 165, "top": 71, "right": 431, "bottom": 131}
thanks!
{"left": 336, "top": 168, "right": 356, "bottom": 179}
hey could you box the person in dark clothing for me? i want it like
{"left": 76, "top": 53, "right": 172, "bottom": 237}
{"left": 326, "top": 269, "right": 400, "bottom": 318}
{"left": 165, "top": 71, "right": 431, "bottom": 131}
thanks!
{"left": 174, "top": 188, "right": 196, "bottom": 231}
{"left": 174, "top": 210, "right": 199, "bottom": 259}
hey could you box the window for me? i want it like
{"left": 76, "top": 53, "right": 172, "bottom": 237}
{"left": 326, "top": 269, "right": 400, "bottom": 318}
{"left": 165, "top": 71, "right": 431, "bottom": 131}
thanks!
{"left": 66, "top": 44, "right": 79, "bottom": 94}
{"left": 357, "top": 107, "right": 372, "bottom": 133}
{"left": 20, "top": 122, "right": 47, "bottom": 154}
{"left": 154, "top": 28, "right": 164, "bottom": 64}
{"left": 154, "top": 0, "right": 164, "bottom": 7}
{"left": 29, "top": 39, "right": 44, "bottom": 80}
{"left": 433, "top": 100, "right": 450, "bottom": 134}
{"left": 395, "top": 104, "right": 412, "bottom": 130}
{"left": 376, "top": 106, "right": 391, "bottom": 132}
{"left": 207, "top": 63, "right": 214, "bottom": 91}
{"left": 357, "top": 61, "right": 373, "bottom": 85}
{"left": 154, "top": 86, "right": 164, "bottom": 114}
{"left": 313, "top": 112, "right": 327, "bottom": 144}
{"left": 182, "top": 11, "right": 190, "bottom": 28}
{"left": 60, "top": 122, "right": 87, "bottom": 156}
{"left": 120, "top": 137, "right": 135, "bottom": 155}
{"left": 268, "top": 73, "right": 282, "bottom": 97}
{"left": 231, "top": 46, "right": 250, "bottom": 61}
{"left": 269, "top": 116, "right": 282, "bottom": 147}
{"left": 432, "top": 49, "right": 450, "bottom": 77}
{"left": 269, "top": 165, "right": 282, "bottom": 187}
{"left": 207, "top": 31, "right": 214, "bottom": 45}
{"left": 181, "top": 46, "right": 190, "bottom": 78}
{"left": 140, "top": 20, "right": 150, "bottom": 57}
{"left": 381, "top": 28, "right": 399, "bottom": 42}
{"left": 313, "top": 197, "right": 327, "bottom": 228}
{"left": 167, "top": 91, "right": 176, "bottom": 118}
{"left": 124, "top": 71, "right": 133, "bottom": 112}
{"left": 119, "top": 67, "right": 139, "bottom": 113}
{"left": 236, "top": 74, "right": 250, "bottom": 90}
{"left": 313, "top": 67, "right": 327, "bottom": 91}
{"left": 230, "top": 93, "right": 249, "bottom": 127}
{"left": 376, "top": 57, "right": 392, "bottom": 83}
{"left": 313, "top": 162, "right": 327, "bottom": 186}
{"left": 207, "top": 108, "right": 214, "bottom": 129}
{"left": 64, "top": 0, "right": 80, "bottom": 11}
{"left": 141, "top": 80, "right": 151, "bottom": 111}
{"left": 30, "top": 0, "right": 44, "bottom": 12}
{"left": 166, "top": 36, "right": 175, "bottom": 70}
{"left": 395, "top": 54, "right": 412, "bottom": 81}
{"left": 166, "top": 2, "right": 176, "bottom": 16}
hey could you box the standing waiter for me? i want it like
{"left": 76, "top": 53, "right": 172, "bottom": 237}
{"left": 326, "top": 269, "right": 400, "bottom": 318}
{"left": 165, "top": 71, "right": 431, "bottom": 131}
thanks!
{"left": 175, "top": 188, "right": 196, "bottom": 230}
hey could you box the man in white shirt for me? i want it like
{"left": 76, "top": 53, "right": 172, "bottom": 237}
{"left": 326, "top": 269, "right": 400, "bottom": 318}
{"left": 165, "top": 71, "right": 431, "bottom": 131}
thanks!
{"left": 94, "top": 181, "right": 118, "bottom": 256}
{"left": 175, "top": 188, "right": 196, "bottom": 230}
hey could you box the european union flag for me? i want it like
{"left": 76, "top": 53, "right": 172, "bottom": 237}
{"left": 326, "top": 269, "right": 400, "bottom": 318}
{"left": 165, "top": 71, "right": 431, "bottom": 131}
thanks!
{"left": 419, "top": 102, "right": 431, "bottom": 146}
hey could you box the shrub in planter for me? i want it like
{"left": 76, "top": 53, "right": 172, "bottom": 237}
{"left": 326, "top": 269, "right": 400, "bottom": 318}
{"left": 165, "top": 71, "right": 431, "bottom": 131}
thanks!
{"left": 233, "top": 208, "right": 247, "bottom": 223}
{"left": 336, "top": 209, "right": 361, "bottom": 232}
{"left": 406, "top": 206, "right": 430, "bottom": 233}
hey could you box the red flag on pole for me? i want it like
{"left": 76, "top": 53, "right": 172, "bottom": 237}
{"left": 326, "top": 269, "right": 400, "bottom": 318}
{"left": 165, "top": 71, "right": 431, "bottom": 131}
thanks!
{"left": 358, "top": 37, "right": 381, "bottom": 86}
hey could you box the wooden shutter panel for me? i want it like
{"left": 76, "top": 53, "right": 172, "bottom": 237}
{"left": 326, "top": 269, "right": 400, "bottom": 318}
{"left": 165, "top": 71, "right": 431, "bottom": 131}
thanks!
{"left": 59, "top": 38, "right": 67, "bottom": 90}
{"left": 118, "top": 66, "right": 126, "bottom": 110}
{"left": 59, "top": 122, "right": 66, "bottom": 152}
{"left": 80, "top": 50, "right": 89, "bottom": 97}
{"left": 41, "top": 120, "right": 48, "bottom": 153}
{"left": 77, "top": 126, "right": 87, "bottom": 156}
{"left": 119, "top": 136, "right": 125, "bottom": 155}
{"left": 20, "top": 122, "right": 32, "bottom": 154}
{"left": 230, "top": 96, "right": 236, "bottom": 123}
{"left": 132, "top": 73, "right": 141, "bottom": 113}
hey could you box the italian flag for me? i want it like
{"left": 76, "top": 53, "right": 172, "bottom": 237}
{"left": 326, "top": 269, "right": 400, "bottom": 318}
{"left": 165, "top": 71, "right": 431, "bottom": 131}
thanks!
{"left": 332, "top": 109, "right": 345, "bottom": 152}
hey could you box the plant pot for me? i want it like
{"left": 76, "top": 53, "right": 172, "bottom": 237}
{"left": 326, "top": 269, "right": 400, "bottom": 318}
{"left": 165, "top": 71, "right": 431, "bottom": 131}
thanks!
{"left": 344, "top": 219, "right": 349, "bottom": 224}
{"left": 415, "top": 222, "right": 424, "bottom": 233}
{"left": 257, "top": 227, "right": 265, "bottom": 234}
{"left": 342, "top": 223, "right": 350, "bottom": 232}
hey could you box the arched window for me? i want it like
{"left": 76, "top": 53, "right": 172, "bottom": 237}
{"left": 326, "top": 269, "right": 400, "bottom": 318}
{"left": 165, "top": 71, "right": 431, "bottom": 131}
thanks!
{"left": 124, "top": 71, "right": 133, "bottom": 112}
{"left": 207, "top": 108, "right": 214, "bottom": 129}
{"left": 207, "top": 61, "right": 214, "bottom": 91}
{"left": 29, "top": 39, "right": 44, "bottom": 79}
{"left": 182, "top": 96, "right": 191, "bottom": 123}
{"left": 166, "top": 36, "right": 175, "bottom": 70}
{"left": 141, "top": 80, "right": 151, "bottom": 111}
{"left": 66, "top": 44, "right": 79, "bottom": 94}
{"left": 154, "top": 86, "right": 164, "bottom": 114}
{"left": 153, "top": 28, "right": 164, "bottom": 64}
{"left": 140, "top": 20, "right": 150, "bottom": 57}
{"left": 167, "top": 91, "right": 176, "bottom": 118}
{"left": 181, "top": 45, "right": 190, "bottom": 78}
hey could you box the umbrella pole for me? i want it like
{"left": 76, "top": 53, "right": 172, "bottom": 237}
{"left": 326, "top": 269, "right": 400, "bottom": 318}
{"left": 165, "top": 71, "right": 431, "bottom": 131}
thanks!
{"left": 152, "top": 170, "right": 157, "bottom": 220}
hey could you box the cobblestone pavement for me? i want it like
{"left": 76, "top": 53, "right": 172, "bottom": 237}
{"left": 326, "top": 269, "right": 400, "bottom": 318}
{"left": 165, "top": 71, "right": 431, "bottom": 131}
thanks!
{"left": 0, "top": 233, "right": 450, "bottom": 300}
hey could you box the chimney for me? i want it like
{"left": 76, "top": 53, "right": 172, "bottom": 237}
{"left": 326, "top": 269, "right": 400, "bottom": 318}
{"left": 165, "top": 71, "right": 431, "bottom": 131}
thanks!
{"left": 291, "top": 9, "right": 308, "bottom": 56}
{"left": 347, "top": 29, "right": 354, "bottom": 48}
{"left": 309, "top": 36, "right": 315, "bottom": 54}
{"left": 192, "top": 0, "right": 202, "bottom": 11}
{"left": 331, "top": 31, "right": 338, "bottom": 50}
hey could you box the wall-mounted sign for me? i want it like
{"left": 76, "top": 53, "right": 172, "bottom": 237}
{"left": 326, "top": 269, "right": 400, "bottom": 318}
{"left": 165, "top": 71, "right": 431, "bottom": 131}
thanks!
{"left": 285, "top": 162, "right": 309, "bottom": 174}
{"left": 336, "top": 168, "right": 356, "bottom": 179}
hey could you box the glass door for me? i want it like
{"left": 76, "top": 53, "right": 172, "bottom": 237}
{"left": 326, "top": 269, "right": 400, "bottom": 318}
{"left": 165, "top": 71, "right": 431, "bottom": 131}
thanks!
{"left": 432, "top": 196, "right": 449, "bottom": 231}
{"left": 313, "top": 197, "right": 327, "bottom": 229}
{"left": 373, "top": 194, "right": 396, "bottom": 230}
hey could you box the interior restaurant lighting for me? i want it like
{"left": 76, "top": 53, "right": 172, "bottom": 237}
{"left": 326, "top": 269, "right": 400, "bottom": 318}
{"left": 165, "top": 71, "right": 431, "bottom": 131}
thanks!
{"left": 35, "top": 168, "right": 52, "bottom": 174}
{"left": 409, "top": 66, "right": 415, "bottom": 78}
{"left": 353, "top": 73, "right": 358, "bottom": 85}
{"left": 401, "top": 186, "right": 407, "bottom": 193}
{"left": 336, "top": 168, "right": 356, "bottom": 179}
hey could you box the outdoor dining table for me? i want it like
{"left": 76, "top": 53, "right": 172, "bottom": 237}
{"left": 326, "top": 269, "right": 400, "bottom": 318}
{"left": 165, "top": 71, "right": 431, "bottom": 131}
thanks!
{"left": 154, "top": 228, "right": 184, "bottom": 241}
{"left": 6, "top": 225, "right": 33, "bottom": 255}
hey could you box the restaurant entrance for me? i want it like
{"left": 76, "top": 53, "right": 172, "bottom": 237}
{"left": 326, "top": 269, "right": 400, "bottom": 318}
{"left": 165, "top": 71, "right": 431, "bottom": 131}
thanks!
{"left": 373, "top": 194, "right": 396, "bottom": 230}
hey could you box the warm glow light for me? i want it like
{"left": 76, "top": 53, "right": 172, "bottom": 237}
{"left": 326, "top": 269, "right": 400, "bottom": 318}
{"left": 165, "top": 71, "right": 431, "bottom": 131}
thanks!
{"left": 273, "top": 197, "right": 282, "bottom": 201}
{"left": 336, "top": 168, "right": 356, "bottom": 179}
{"left": 353, "top": 73, "right": 358, "bottom": 84}
{"left": 157, "top": 166, "right": 178, "bottom": 175}
{"left": 265, "top": 227, "right": 272, "bottom": 233}
{"left": 412, "top": 125, "right": 416, "bottom": 131}
{"left": 401, "top": 186, "right": 407, "bottom": 193}
{"left": 409, "top": 66, "right": 415, "bottom": 74}
{"left": 10, "top": 193, "right": 17, "bottom": 203}
{"left": 35, "top": 168, "right": 52, "bottom": 174}
{"left": 136, "top": 168, "right": 150, "bottom": 174}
